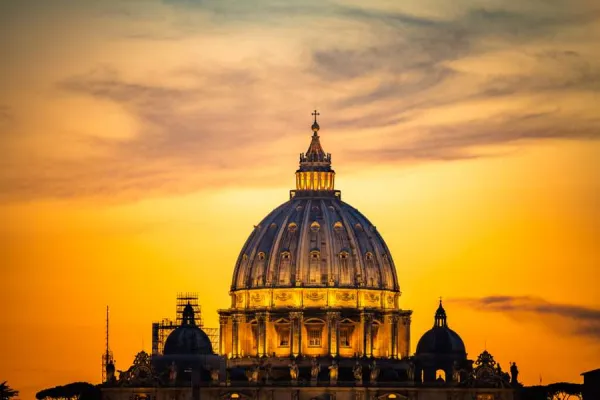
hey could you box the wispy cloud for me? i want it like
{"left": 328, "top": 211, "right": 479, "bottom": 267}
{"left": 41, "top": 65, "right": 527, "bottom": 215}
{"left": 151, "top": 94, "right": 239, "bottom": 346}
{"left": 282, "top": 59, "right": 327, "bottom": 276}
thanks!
{"left": 451, "top": 296, "right": 600, "bottom": 340}
{"left": 0, "top": 0, "right": 599, "bottom": 201}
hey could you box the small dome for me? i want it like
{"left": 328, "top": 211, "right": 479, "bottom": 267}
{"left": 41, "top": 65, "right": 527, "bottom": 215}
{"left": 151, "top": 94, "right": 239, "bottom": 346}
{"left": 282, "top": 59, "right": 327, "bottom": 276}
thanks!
{"left": 416, "top": 300, "right": 466, "bottom": 356}
{"left": 163, "top": 325, "right": 214, "bottom": 355}
{"left": 416, "top": 326, "right": 466, "bottom": 355}
{"left": 163, "top": 301, "right": 214, "bottom": 355}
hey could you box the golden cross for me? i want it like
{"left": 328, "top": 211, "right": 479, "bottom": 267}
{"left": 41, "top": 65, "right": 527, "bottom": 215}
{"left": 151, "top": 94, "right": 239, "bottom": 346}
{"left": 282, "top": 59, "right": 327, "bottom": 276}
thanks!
{"left": 312, "top": 109, "right": 320, "bottom": 123}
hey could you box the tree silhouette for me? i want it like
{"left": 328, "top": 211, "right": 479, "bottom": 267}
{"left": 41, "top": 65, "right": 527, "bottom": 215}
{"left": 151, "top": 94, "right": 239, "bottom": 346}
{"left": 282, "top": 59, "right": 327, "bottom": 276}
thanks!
{"left": 35, "top": 382, "right": 99, "bottom": 400}
{"left": 0, "top": 381, "right": 19, "bottom": 400}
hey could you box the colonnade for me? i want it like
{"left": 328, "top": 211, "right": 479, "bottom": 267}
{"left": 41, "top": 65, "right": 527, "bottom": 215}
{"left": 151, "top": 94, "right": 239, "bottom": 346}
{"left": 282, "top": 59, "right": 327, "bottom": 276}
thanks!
{"left": 220, "top": 311, "right": 411, "bottom": 359}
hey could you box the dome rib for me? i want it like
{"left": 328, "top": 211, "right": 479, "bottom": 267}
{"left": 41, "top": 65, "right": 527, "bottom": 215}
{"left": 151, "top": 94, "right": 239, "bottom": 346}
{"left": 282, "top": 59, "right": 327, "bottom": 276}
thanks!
{"left": 332, "top": 200, "right": 366, "bottom": 287}
{"left": 320, "top": 199, "right": 336, "bottom": 284}
{"left": 231, "top": 198, "right": 400, "bottom": 292}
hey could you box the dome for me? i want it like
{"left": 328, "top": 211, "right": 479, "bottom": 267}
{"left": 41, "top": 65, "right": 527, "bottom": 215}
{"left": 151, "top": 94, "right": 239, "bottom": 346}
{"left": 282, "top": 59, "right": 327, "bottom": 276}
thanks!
{"left": 163, "top": 302, "right": 214, "bottom": 355}
{"left": 163, "top": 325, "right": 214, "bottom": 355}
{"left": 231, "top": 198, "right": 399, "bottom": 291}
{"left": 416, "top": 300, "right": 466, "bottom": 356}
{"left": 228, "top": 113, "right": 401, "bottom": 312}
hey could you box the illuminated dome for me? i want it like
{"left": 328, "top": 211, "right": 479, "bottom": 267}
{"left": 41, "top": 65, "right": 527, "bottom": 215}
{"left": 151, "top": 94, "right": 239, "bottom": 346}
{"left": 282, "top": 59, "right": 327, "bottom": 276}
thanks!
{"left": 231, "top": 200, "right": 399, "bottom": 291}
{"left": 163, "top": 303, "right": 214, "bottom": 355}
{"left": 416, "top": 300, "right": 466, "bottom": 356}
{"left": 219, "top": 112, "right": 412, "bottom": 361}
{"left": 229, "top": 111, "right": 400, "bottom": 310}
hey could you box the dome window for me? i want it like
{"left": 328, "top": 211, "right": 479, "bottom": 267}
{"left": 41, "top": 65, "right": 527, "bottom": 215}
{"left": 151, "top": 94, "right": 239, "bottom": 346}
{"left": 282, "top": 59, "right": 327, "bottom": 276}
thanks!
{"left": 288, "top": 222, "right": 298, "bottom": 232}
{"left": 310, "top": 221, "right": 320, "bottom": 232}
{"left": 333, "top": 221, "right": 343, "bottom": 232}
{"left": 281, "top": 251, "right": 291, "bottom": 260}
{"left": 365, "top": 252, "right": 374, "bottom": 261}
{"left": 270, "top": 223, "right": 277, "bottom": 229}
{"left": 355, "top": 223, "right": 363, "bottom": 231}
{"left": 339, "top": 251, "right": 349, "bottom": 260}
{"left": 257, "top": 252, "right": 266, "bottom": 261}
{"left": 310, "top": 250, "right": 320, "bottom": 260}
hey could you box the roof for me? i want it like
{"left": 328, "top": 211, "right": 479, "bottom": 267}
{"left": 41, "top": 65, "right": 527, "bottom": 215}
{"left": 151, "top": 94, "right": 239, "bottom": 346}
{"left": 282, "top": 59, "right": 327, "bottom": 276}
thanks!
{"left": 581, "top": 368, "right": 600, "bottom": 376}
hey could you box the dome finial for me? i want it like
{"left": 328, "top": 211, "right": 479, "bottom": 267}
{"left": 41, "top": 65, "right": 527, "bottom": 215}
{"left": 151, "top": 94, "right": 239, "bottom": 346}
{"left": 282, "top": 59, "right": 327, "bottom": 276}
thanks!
{"left": 434, "top": 297, "right": 447, "bottom": 328}
{"left": 182, "top": 301, "right": 196, "bottom": 326}
{"left": 311, "top": 109, "right": 320, "bottom": 133}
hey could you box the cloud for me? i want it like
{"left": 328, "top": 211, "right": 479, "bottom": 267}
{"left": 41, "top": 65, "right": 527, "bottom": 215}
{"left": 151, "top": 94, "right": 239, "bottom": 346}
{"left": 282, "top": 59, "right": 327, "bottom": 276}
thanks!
{"left": 348, "top": 111, "right": 600, "bottom": 163}
{"left": 1, "top": 1, "right": 599, "bottom": 202}
{"left": 451, "top": 296, "right": 600, "bottom": 341}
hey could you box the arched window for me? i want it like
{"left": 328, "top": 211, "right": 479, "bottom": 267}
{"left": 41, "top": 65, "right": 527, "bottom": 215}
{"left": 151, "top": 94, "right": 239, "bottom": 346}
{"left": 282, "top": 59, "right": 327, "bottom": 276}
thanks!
{"left": 435, "top": 369, "right": 446, "bottom": 382}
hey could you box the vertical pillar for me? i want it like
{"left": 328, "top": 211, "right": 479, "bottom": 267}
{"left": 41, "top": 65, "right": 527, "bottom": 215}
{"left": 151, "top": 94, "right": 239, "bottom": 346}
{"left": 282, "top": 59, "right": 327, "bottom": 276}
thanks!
{"left": 232, "top": 314, "right": 241, "bottom": 358}
{"left": 335, "top": 316, "right": 340, "bottom": 356}
{"left": 327, "top": 312, "right": 340, "bottom": 357}
{"left": 257, "top": 312, "right": 268, "bottom": 357}
{"left": 290, "top": 317, "right": 295, "bottom": 358}
{"left": 403, "top": 315, "right": 411, "bottom": 359}
{"left": 362, "top": 313, "right": 373, "bottom": 358}
{"left": 297, "top": 312, "right": 303, "bottom": 356}
{"left": 219, "top": 315, "right": 228, "bottom": 356}
{"left": 359, "top": 313, "right": 365, "bottom": 357}
{"left": 290, "top": 312, "right": 303, "bottom": 357}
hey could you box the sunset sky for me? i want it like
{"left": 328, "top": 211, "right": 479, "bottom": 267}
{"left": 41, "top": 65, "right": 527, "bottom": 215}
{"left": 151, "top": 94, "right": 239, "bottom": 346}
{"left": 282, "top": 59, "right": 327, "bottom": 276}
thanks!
{"left": 1, "top": 0, "right": 599, "bottom": 398}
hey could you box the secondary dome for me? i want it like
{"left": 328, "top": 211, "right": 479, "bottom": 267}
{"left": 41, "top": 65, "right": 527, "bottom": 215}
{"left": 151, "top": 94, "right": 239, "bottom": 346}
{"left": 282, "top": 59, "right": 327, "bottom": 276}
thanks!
{"left": 416, "top": 300, "right": 466, "bottom": 356}
{"left": 163, "top": 303, "right": 214, "bottom": 355}
{"left": 230, "top": 112, "right": 399, "bottom": 292}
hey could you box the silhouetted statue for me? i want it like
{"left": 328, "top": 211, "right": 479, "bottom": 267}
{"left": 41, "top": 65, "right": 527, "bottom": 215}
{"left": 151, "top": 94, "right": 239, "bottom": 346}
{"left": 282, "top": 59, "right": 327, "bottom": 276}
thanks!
{"left": 353, "top": 361, "right": 363, "bottom": 382}
{"left": 168, "top": 362, "right": 177, "bottom": 384}
{"left": 289, "top": 360, "right": 299, "bottom": 381}
{"left": 210, "top": 369, "right": 220, "bottom": 383}
{"left": 329, "top": 360, "right": 339, "bottom": 384}
{"left": 510, "top": 362, "right": 519, "bottom": 384}
{"left": 369, "top": 360, "right": 380, "bottom": 383}
{"left": 452, "top": 362, "right": 460, "bottom": 383}
{"left": 247, "top": 366, "right": 259, "bottom": 383}
{"left": 311, "top": 358, "right": 320, "bottom": 380}
{"left": 407, "top": 361, "right": 415, "bottom": 382}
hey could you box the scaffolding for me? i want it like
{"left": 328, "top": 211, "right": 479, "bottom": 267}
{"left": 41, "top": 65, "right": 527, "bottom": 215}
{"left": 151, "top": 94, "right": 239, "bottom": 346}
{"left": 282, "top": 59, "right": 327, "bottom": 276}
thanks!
{"left": 152, "top": 293, "right": 220, "bottom": 355}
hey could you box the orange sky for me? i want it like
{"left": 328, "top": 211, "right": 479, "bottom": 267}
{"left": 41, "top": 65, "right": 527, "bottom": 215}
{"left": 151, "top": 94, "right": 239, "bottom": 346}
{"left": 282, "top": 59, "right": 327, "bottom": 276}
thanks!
{"left": 1, "top": 1, "right": 599, "bottom": 399}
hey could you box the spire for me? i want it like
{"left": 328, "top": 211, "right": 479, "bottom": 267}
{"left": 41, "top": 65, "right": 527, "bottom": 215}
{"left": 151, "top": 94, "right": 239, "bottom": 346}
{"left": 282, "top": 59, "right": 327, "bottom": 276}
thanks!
{"left": 434, "top": 297, "right": 447, "bottom": 328}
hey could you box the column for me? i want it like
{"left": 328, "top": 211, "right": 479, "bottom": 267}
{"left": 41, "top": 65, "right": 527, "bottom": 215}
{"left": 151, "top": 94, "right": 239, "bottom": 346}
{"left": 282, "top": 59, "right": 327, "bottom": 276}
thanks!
{"left": 390, "top": 315, "right": 398, "bottom": 359}
{"left": 219, "top": 315, "right": 228, "bottom": 356}
{"left": 335, "top": 316, "right": 340, "bottom": 356}
{"left": 290, "top": 316, "right": 295, "bottom": 358}
{"left": 326, "top": 311, "right": 340, "bottom": 357}
{"left": 364, "top": 313, "right": 373, "bottom": 358}
{"left": 403, "top": 315, "right": 411, "bottom": 359}
{"left": 290, "top": 311, "right": 303, "bottom": 357}
{"left": 232, "top": 314, "right": 241, "bottom": 358}
{"left": 359, "top": 313, "right": 365, "bottom": 357}
{"left": 257, "top": 312, "right": 268, "bottom": 357}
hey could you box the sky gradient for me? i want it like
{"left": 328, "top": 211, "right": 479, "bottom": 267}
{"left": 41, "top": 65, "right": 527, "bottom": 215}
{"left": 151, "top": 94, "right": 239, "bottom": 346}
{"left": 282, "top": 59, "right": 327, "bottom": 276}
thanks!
{"left": 1, "top": 1, "right": 599, "bottom": 399}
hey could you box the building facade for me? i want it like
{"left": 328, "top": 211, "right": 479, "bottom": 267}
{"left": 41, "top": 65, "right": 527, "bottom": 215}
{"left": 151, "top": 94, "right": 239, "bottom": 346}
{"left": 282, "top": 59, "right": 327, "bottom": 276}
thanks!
{"left": 100, "top": 113, "right": 518, "bottom": 400}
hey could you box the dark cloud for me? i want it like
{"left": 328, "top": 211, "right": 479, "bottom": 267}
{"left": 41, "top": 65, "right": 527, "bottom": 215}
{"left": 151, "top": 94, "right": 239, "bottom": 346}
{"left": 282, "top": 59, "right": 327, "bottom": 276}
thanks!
{"left": 451, "top": 296, "right": 600, "bottom": 340}
{"left": 348, "top": 111, "right": 600, "bottom": 163}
